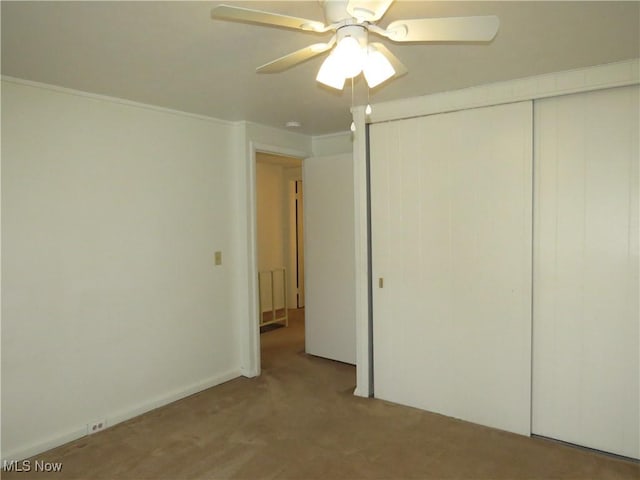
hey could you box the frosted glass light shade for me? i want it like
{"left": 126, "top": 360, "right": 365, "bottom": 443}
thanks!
{"left": 363, "top": 47, "right": 395, "bottom": 88}
{"left": 317, "top": 37, "right": 396, "bottom": 90}
{"left": 316, "top": 53, "right": 346, "bottom": 90}
{"left": 317, "top": 34, "right": 367, "bottom": 89}
{"left": 333, "top": 36, "right": 364, "bottom": 79}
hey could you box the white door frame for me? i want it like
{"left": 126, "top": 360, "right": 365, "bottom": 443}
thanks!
{"left": 294, "top": 180, "right": 305, "bottom": 308}
{"left": 245, "top": 141, "right": 308, "bottom": 377}
{"left": 352, "top": 106, "right": 371, "bottom": 397}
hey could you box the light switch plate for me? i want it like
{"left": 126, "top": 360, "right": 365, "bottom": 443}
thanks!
{"left": 214, "top": 251, "right": 222, "bottom": 265}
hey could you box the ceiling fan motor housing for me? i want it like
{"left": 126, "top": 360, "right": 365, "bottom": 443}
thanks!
{"left": 336, "top": 24, "right": 368, "bottom": 48}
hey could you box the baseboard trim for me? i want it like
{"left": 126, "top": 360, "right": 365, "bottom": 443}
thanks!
{"left": 353, "top": 387, "right": 368, "bottom": 398}
{"left": 240, "top": 365, "right": 259, "bottom": 378}
{"left": 1, "top": 368, "right": 241, "bottom": 463}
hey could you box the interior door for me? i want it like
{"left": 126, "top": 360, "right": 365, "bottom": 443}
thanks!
{"left": 370, "top": 102, "right": 533, "bottom": 435}
{"left": 304, "top": 154, "right": 356, "bottom": 364}
{"left": 532, "top": 85, "right": 639, "bottom": 459}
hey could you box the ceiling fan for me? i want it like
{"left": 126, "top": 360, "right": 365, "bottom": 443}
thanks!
{"left": 211, "top": 0, "right": 499, "bottom": 90}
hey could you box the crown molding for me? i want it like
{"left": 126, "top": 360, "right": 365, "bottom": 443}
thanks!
{"left": 1, "top": 75, "right": 235, "bottom": 127}
{"left": 369, "top": 59, "right": 640, "bottom": 124}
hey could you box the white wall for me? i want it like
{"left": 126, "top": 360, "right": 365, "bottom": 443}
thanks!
{"left": 256, "top": 162, "right": 286, "bottom": 273}
{"left": 1, "top": 78, "right": 355, "bottom": 460}
{"left": 312, "top": 131, "right": 353, "bottom": 157}
{"left": 256, "top": 161, "right": 286, "bottom": 311}
{"left": 1, "top": 80, "right": 242, "bottom": 460}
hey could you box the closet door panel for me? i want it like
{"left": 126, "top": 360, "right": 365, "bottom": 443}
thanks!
{"left": 532, "top": 85, "right": 639, "bottom": 459}
{"left": 371, "top": 101, "right": 533, "bottom": 435}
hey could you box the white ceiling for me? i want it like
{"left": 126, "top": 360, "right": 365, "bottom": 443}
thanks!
{"left": 2, "top": 1, "right": 638, "bottom": 135}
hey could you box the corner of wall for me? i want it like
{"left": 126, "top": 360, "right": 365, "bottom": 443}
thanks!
{"left": 1, "top": 368, "right": 241, "bottom": 463}
{"left": 312, "top": 131, "right": 354, "bottom": 157}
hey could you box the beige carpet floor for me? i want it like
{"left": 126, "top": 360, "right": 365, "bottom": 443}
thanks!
{"left": 4, "top": 309, "right": 639, "bottom": 479}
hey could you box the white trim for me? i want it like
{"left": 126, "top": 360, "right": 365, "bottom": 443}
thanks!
{"left": 243, "top": 140, "right": 309, "bottom": 379}
{"left": 1, "top": 75, "right": 235, "bottom": 126}
{"left": 351, "top": 105, "right": 370, "bottom": 397}
{"left": 243, "top": 121, "right": 312, "bottom": 144}
{"left": 251, "top": 142, "right": 310, "bottom": 162}
{"left": 312, "top": 130, "right": 352, "bottom": 140}
{"left": 1, "top": 369, "right": 241, "bottom": 463}
{"left": 369, "top": 59, "right": 640, "bottom": 125}
{"left": 355, "top": 59, "right": 640, "bottom": 400}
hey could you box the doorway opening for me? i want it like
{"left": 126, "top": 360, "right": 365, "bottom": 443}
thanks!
{"left": 255, "top": 152, "right": 305, "bottom": 366}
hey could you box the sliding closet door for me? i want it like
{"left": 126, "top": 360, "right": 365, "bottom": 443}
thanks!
{"left": 532, "top": 86, "right": 639, "bottom": 459}
{"left": 370, "top": 102, "right": 533, "bottom": 435}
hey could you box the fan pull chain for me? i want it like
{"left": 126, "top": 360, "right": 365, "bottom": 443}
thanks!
{"left": 366, "top": 87, "right": 372, "bottom": 116}
{"left": 351, "top": 76, "right": 354, "bottom": 107}
{"left": 350, "top": 77, "right": 356, "bottom": 132}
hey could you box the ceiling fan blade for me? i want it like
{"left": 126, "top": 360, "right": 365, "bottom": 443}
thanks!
{"left": 346, "top": 0, "right": 394, "bottom": 22}
{"left": 211, "top": 4, "right": 329, "bottom": 32}
{"left": 385, "top": 15, "right": 499, "bottom": 42}
{"left": 370, "top": 42, "right": 407, "bottom": 77}
{"left": 257, "top": 42, "right": 335, "bottom": 73}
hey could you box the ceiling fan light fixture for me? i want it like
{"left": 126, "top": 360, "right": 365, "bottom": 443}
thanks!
{"left": 332, "top": 36, "right": 365, "bottom": 78}
{"left": 363, "top": 46, "right": 396, "bottom": 88}
{"left": 316, "top": 27, "right": 368, "bottom": 90}
{"left": 213, "top": 2, "right": 501, "bottom": 93}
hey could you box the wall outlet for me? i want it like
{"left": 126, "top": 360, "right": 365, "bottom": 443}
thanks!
{"left": 87, "top": 420, "right": 107, "bottom": 435}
